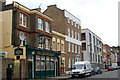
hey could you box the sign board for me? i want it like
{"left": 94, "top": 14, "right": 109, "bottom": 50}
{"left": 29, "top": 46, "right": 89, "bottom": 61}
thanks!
{"left": 15, "top": 48, "right": 23, "bottom": 55}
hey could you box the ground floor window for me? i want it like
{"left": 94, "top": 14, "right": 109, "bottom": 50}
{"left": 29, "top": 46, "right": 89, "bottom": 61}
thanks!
{"left": 35, "top": 55, "right": 55, "bottom": 71}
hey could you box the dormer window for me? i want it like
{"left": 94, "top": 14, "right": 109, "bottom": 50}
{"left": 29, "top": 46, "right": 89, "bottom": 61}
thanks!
{"left": 19, "top": 13, "right": 27, "bottom": 27}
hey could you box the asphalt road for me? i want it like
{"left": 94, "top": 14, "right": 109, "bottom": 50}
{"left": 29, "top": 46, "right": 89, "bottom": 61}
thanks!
{"left": 60, "top": 69, "right": 120, "bottom": 80}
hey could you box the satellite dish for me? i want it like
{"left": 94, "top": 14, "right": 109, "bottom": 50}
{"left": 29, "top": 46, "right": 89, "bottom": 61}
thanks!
{"left": 19, "top": 32, "right": 26, "bottom": 40}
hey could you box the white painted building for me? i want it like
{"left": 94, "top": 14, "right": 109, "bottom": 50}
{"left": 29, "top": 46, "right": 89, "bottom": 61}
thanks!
{"left": 81, "top": 28, "right": 103, "bottom": 68}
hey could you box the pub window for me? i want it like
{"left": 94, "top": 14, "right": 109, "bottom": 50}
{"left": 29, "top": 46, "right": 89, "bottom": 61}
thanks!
{"left": 46, "top": 56, "right": 50, "bottom": 70}
{"left": 51, "top": 57, "right": 54, "bottom": 70}
{"left": 41, "top": 56, "right": 45, "bottom": 70}
{"left": 19, "top": 13, "right": 27, "bottom": 27}
{"left": 36, "top": 55, "right": 40, "bottom": 71}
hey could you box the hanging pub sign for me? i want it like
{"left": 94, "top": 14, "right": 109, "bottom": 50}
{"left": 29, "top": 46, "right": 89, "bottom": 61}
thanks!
{"left": 15, "top": 48, "right": 23, "bottom": 55}
{"left": 39, "top": 36, "right": 45, "bottom": 44}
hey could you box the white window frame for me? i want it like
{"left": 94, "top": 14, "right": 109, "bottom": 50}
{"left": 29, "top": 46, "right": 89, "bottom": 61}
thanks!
{"left": 45, "top": 21, "right": 50, "bottom": 33}
{"left": 78, "top": 32, "right": 79, "bottom": 40}
{"left": 75, "top": 44, "right": 77, "bottom": 53}
{"left": 71, "top": 20, "right": 73, "bottom": 25}
{"left": 77, "top": 24, "right": 79, "bottom": 29}
{"left": 38, "top": 18, "right": 43, "bottom": 30}
{"left": 68, "top": 42, "right": 70, "bottom": 52}
{"left": 78, "top": 45, "right": 80, "bottom": 54}
{"left": 19, "top": 13, "right": 27, "bottom": 27}
{"left": 57, "top": 42, "right": 60, "bottom": 51}
{"left": 75, "top": 31, "right": 77, "bottom": 39}
{"left": 52, "top": 41, "right": 55, "bottom": 50}
{"left": 72, "top": 43, "right": 74, "bottom": 53}
{"left": 61, "top": 43, "right": 64, "bottom": 52}
{"left": 68, "top": 28, "right": 70, "bottom": 37}
{"left": 71, "top": 30, "right": 74, "bottom": 38}
{"left": 68, "top": 58, "right": 71, "bottom": 68}
{"left": 74, "top": 22, "right": 76, "bottom": 27}
{"left": 45, "top": 39, "right": 50, "bottom": 50}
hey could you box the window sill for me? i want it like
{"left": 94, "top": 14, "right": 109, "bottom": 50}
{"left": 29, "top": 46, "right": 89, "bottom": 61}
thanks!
{"left": 19, "top": 24, "right": 28, "bottom": 28}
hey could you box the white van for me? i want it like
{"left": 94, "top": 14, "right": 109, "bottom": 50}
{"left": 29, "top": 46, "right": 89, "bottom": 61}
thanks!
{"left": 112, "top": 63, "right": 118, "bottom": 69}
{"left": 71, "top": 61, "right": 92, "bottom": 77}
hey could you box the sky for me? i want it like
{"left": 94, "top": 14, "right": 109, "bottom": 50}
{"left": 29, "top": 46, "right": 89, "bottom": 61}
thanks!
{"left": 6, "top": 0, "right": 119, "bottom": 47}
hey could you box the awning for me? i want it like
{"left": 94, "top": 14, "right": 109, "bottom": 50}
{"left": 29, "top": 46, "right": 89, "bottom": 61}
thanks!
{"left": 0, "top": 52, "right": 7, "bottom": 56}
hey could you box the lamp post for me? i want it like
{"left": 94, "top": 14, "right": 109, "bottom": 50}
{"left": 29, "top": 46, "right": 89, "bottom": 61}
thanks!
{"left": 32, "top": 51, "right": 35, "bottom": 79}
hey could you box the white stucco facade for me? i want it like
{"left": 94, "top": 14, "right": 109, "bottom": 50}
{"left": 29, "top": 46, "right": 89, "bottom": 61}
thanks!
{"left": 81, "top": 28, "right": 103, "bottom": 67}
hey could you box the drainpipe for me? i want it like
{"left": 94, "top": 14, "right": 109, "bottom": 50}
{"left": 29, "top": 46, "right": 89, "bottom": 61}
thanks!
{"left": 13, "top": 8, "right": 17, "bottom": 46}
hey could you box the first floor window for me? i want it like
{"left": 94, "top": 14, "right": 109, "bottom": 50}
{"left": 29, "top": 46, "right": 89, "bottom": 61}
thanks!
{"left": 61, "top": 43, "right": 64, "bottom": 52}
{"left": 52, "top": 41, "right": 55, "bottom": 50}
{"left": 45, "top": 39, "right": 50, "bottom": 50}
{"left": 38, "top": 44, "right": 43, "bottom": 49}
{"left": 57, "top": 42, "right": 60, "bottom": 51}
{"left": 36, "top": 55, "right": 40, "bottom": 71}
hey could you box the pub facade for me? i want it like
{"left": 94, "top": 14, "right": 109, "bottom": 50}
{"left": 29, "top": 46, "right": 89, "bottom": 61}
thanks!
{"left": 1, "top": 1, "right": 61, "bottom": 79}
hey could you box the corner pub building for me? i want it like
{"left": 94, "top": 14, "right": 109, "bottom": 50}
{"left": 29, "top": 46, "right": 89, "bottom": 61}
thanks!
{"left": 1, "top": 1, "right": 61, "bottom": 79}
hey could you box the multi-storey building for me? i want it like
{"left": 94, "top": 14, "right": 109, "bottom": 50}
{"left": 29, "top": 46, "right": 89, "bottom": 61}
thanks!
{"left": 44, "top": 5, "right": 82, "bottom": 71}
{"left": 52, "top": 30, "right": 66, "bottom": 74}
{"left": 111, "top": 46, "right": 120, "bottom": 66}
{"left": 103, "top": 44, "right": 111, "bottom": 68}
{"left": 1, "top": 1, "right": 61, "bottom": 79}
{"left": 81, "top": 28, "right": 103, "bottom": 68}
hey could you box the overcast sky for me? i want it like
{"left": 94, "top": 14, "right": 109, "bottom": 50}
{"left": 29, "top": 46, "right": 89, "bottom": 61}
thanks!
{"left": 6, "top": 0, "right": 119, "bottom": 47}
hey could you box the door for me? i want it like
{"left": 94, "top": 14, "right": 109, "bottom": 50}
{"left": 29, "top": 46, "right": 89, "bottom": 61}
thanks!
{"left": 28, "top": 62, "right": 32, "bottom": 79}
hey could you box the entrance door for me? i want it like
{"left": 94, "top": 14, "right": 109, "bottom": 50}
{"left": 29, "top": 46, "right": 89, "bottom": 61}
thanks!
{"left": 28, "top": 62, "right": 32, "bottom": 79}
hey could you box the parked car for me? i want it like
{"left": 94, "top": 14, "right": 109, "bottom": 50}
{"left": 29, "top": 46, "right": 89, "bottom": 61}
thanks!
{"left": 71, "top": 61, "right": 92, "bottom": 78}
{"left": 92, "top": 67, "right": 102, "bottom": 75}
{"left": 107, "top": 66, "right": 113, "bottom": 71}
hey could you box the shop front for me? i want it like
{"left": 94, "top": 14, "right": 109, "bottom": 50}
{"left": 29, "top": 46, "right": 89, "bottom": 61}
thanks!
{"left": 26, "top": 45, "right": 61, "bottom": 79}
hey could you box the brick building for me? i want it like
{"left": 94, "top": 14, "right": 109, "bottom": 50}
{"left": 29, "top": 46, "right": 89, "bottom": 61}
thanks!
{"left": 81, "top": 28, "right": 103, "bottom": 69}
{"left": 1, "top": 1, "right": 61, "bottom": 79}
{"left": 103, "top": 44, "right": 111, "bottom": 68}
{"left": 44, "top": 5, "right": 82, "bottom": 71}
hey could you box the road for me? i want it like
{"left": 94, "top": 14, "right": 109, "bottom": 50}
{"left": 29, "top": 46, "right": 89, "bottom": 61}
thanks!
{"left": 59, "top": 69, "right": 120, "bottom": 80}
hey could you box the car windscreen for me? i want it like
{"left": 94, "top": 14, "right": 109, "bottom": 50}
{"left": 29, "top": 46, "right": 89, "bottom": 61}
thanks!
{"left": 73, "top": 64, "right": 84, "bottom": 69}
